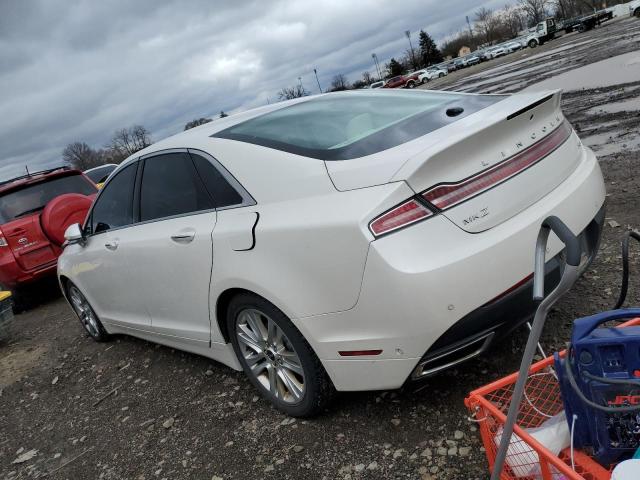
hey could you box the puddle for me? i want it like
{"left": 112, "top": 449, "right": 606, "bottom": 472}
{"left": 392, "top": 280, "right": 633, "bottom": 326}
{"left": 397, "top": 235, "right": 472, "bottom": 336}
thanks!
{"left": 583, "top": 130, "right": 640, "bottom": 156}
{"left": 586, "top": 96, "right": 640, "bottom": 115}
{"left": 526, "top": 51, "right": 640, "bottom": 92}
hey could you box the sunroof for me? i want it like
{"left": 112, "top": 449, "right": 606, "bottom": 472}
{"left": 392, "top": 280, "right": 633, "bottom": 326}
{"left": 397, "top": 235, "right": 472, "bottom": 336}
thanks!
{"left": 213, "top": 91, "right": 504, "bottom": 160}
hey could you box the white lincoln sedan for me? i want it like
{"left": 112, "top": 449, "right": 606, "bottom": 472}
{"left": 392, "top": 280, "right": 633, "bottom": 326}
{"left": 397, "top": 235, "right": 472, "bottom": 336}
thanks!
{"left": 59, "top": 90, "right": 605, "bottom": 416}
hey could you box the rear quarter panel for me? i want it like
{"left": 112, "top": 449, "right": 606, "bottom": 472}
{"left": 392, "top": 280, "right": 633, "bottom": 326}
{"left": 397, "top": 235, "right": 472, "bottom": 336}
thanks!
{"left": 189, "top": 138, "right": 414, "bottom": 342}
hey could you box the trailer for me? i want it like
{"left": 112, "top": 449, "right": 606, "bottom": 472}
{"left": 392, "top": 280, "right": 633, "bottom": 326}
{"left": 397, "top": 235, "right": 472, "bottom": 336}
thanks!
{"left": 563, "top": 9, "right": 613, "bottom": 33}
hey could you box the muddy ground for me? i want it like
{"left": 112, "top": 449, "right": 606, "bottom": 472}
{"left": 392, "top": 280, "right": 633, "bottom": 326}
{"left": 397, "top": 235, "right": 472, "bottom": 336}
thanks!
{"left": 2, "top": 17, "right": 640, "bottom": 480}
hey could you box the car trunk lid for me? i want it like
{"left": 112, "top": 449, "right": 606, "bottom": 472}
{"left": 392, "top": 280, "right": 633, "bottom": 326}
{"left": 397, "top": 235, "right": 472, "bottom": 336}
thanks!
{"left": 393, "top": 90, "right": 580, "bottom": 232}
{"left": 325, "top": 90, "right": 578, "bottom": 233}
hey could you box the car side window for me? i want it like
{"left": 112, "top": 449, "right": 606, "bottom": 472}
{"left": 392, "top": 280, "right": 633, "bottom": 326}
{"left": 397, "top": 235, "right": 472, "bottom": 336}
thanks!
{"left": 90, "top": 162, "right": 137, "bottom": 235}
{"left": 190, "top": 153, "right": 244, "bottom": 208}
{"left": 140, "top": 152, "right": 214, "bottom": 222}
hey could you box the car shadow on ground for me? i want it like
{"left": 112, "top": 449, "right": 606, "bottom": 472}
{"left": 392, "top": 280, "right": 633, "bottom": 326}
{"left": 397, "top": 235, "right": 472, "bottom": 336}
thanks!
{"left": 12, "top": 277, "right": 63, "bottom": 313}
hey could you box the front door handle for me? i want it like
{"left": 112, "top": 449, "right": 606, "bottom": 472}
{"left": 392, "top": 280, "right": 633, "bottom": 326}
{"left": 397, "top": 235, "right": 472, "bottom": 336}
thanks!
{"left": 171, "top": 231, "right": 195, "bottom": 243}
{"left": 105, "top": 240, "right": 119, "bottom": 251}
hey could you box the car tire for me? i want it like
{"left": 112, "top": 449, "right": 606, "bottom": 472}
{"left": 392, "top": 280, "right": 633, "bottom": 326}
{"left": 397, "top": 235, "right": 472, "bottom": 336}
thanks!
{"left": 227, "top": 293, "right": 335, "bottom": 417}
{"left": 66, "top": 282, "right": 109, "bottom": 342}
{"left": 439, "top": 72, "right": 444, "bottom": 78}
{"left": 420, "top": 78, "right": 427, "bottom": 84}
{"left": 528, "top": 40, "right": 538, "bottom": 48}
{"left": 635, "top": 8, "right": 640, "bottom": 17}
{"left": 406, "top": 81, "right": 415, "bottom": 89}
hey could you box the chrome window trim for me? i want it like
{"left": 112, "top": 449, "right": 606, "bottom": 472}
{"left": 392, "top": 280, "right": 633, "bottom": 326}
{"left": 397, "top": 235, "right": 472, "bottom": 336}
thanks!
{"left": 83, "top": 147, "right": 257, "bottom": 238}
{"left": 84, "top": 159, "right": 140, "bottom": 238}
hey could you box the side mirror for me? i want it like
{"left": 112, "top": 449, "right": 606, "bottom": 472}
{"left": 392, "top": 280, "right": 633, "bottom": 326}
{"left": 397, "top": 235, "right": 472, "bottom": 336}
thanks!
{"left": 64, "top": 223, "right": 84, "bottom": 245}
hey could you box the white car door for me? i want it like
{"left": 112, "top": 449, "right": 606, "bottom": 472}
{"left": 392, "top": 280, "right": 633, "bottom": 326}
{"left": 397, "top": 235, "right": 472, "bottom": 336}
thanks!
{"left": 123, "top": 150, "right": 217, "bottom": 346}
{"left": 71, "top": 161, "right": 151, "bottom": 328}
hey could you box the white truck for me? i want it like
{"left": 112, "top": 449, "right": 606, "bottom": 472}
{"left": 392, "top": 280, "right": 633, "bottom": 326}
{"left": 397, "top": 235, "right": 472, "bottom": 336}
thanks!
{"left": 526, "top": 18, "right": 557, "bottom": 48}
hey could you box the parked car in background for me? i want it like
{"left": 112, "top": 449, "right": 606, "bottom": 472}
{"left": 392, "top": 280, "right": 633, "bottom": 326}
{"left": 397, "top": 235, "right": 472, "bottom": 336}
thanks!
{"left": 382, "top": 74, "right": 417, "bottom": 89}
{"left": 444, "top": 62, "right": 457, "bottom": 73}
{"left": 60, "top": 89, "right": 605, "bottom": 416}
{"left": 478, "top": 50, "right": 492, "bottom": 62}
{"left": 84, "top": 164, "right": 118, "bottom": 188}
{"left": 369, "top": 80, "right": 385, "bottom": 89}
{"left": 489, "top": 46, "right": 507, "bottom": 58}
{"left": 0, "top": 167, "right": 97, "bottom": 306}
{"left": 418, "top": 66, "right": 448, "bottom": 83}
{"left": 427, "top": 66, "right": 447, "bottom": 78}
{"left": 505, "top": 41, "right": 523, "bottom": 52}
{"left": 453, "top": 57, "right": 467, "bottom": 69}
{"left": 630, "top": 0, "right": 640, "bottom": 17}
{"left": 466, "top": 55, "right": 481, "bottom": 66}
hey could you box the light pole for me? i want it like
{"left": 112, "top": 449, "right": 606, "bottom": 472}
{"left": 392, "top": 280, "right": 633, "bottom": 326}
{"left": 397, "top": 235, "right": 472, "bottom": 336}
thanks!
{"left": 371, "top": 53, "right": 381, "bottom": 80}
{"left": 313, "top": 68, "right": 322, "bottom": 93}
{"left": 405, "top": 30, "right": 416, "bottom": 70}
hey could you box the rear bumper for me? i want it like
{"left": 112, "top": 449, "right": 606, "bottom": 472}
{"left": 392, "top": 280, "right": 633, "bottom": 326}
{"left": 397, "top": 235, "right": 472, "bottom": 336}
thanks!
{"left": 297, "top": 145, "right": 605, "bottom": 392}
{"left": 0, "top": 255, "right": 57, "bottom": 289}
{"left": 412, "top": 203, "right": 604, "bottom": 379}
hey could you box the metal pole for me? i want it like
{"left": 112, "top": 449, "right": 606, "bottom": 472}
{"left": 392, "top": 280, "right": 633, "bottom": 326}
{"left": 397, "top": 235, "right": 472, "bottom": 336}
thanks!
{"left": 405, "top": 30, "right": 416, "bottom": 70}
{"left": 372, "top": 53, "right": 381, "bottom": 80}
{"left": 313, "top": 69, "right": 322, "bottom": 93}
{"left": 491, "top": 223, "right": 580, "bottom": 480}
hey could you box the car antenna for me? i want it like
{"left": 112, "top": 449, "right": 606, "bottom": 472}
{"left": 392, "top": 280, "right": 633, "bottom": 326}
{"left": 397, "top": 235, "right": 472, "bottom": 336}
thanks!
{"left": 25, "top": 165, "right": 30, "bottom": 176}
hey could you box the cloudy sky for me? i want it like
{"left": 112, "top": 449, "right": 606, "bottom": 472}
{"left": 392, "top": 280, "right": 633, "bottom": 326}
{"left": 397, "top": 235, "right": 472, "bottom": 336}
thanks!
{"left": 0, "top": 0, "right": 513, "bottom": 181}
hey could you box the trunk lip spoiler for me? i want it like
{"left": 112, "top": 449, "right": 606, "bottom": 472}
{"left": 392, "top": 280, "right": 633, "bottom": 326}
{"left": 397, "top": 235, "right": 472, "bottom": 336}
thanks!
{"left": 421, "top": 120, "right": 573, "bottom": 212}
{"left": 506, "top": 93, "right": 555, "bottom": 121}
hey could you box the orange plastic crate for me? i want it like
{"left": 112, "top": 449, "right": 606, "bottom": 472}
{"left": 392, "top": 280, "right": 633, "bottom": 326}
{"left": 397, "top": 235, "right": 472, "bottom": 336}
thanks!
{"left": 464, "top": 318, "right": 640, "bottom": 480}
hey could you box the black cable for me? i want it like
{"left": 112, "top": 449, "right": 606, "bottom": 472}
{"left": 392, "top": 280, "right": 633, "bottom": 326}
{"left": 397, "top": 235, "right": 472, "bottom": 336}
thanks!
{"left": 564, "top": 345, "right": 640, "bottom": 413}
{"left": 614, "top": 231, "right": 640, "bottom": 309}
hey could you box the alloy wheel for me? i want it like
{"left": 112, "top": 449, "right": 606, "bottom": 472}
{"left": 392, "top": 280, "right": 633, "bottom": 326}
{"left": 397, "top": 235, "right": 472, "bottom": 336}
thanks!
{"left": 235, "top": 308, "right": 305, "bottom": 404}
{"left": 69, "top": 285, "right": 100, "bottom": 338}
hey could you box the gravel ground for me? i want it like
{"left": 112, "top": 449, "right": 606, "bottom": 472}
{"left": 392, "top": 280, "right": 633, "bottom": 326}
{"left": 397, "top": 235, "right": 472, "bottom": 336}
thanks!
{"left": 2, "top": 17, "right": 640, "bottom": 480}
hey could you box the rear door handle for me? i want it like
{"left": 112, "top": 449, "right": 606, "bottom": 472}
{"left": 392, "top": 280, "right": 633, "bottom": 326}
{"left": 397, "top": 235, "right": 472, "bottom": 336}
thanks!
{"left": 171, "top": 231, "right": 195, "bottom": 243}
{"left": 105, "top": 240, "right": 119, "bottom": 251}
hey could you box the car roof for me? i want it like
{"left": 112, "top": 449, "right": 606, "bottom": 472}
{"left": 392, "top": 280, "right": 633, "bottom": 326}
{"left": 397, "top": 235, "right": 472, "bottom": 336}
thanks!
{"left": 84, "top": 163, "right": 118, "bottom": 173}
{"left": 116, "top": 90, "right": 485, "bottom": 168}
{"left": 0, "top": 167, "right": 84, "bottom": 195}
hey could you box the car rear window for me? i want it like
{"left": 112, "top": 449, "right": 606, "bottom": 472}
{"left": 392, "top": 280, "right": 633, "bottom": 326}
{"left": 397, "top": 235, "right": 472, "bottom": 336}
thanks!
{"left": 85, "top": 165, "right": 116, "bottom": 183}
{"left": 213, "top": 91, "right": 504, "bottom": 160}
{"left": 0, "top": 174, "right": 96, "bottom": 223}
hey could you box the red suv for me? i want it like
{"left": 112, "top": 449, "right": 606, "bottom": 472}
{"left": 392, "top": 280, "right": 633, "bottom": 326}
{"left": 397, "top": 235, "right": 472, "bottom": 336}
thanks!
{"left": 382, "top": 73, "right": 418, "bottom": 89}
{"left": 0, "top": 167, "right": 97, "bottom": 296}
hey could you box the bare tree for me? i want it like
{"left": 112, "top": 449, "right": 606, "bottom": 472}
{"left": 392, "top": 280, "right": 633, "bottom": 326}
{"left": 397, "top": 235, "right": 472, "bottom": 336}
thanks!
{"left": 62, "top": 142, "right": 104, "bottom": 170}
{"left": 277, "top": 84, "right": 308, "bottom": 100}
{"left": 519, "top": 0, "right": 548, "bottom": 25}
{"left": 362, "top": 71, "right": 373, "bottom": 85}
{"left": 329, "top": 74, "right": 350, "bottom": 91}
{"left": 107, "top": 125, "right": 152, "bottom": 160}
{"left": 184, "top": 118, "right": 212, "bottom": 130}
{"left": 475, "top": 7, "right": 500, "bottom": 44}
{"left": 502, "top": 5, "right": 526, "bottom": 37}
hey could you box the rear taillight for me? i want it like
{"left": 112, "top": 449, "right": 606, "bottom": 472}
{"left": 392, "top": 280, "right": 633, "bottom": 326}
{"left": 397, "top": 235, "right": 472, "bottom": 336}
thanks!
{"left": 369, "top": 199, "right": 433, "bottom": 237}
{"left": 422, "top": 121, "right": 572, "bottom": 210}
{"left": 0, "top": 236, "right": 7, "bottom": 247}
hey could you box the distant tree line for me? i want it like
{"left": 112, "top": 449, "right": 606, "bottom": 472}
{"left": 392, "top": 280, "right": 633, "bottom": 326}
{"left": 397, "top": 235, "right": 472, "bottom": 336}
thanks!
{"left": 62, "top": 125, "right": 152, "bottom": 170}
{"left": 63, "top": 111, "right": 230, "bottom": 171}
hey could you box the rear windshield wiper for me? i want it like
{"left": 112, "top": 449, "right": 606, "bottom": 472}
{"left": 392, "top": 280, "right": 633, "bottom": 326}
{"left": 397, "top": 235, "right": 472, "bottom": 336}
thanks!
{"left": 13, "top": 206, "right": 45, "bottom": 219}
